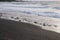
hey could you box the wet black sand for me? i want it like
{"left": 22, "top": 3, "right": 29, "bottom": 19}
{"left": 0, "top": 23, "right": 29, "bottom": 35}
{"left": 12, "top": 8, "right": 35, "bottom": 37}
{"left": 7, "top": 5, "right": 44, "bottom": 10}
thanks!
{"left": 0, "top": 18, "right": 60, "bottom": 40}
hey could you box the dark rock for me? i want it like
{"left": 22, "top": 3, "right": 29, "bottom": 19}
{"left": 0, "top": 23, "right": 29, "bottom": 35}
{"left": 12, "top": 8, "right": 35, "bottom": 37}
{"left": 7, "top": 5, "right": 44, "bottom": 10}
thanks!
{"left": 43, "top": 23, "right": 46, "bottom": 26}
{"left": 11, "top": 17, "right": 14, "bottom": 18}
{"left": 19, "top": 20, "right": 21, "bottom": 22}
{"left": 15, "top": 17, "right": 19, "bottom": 20}
{"left": 34, "top": 22, "right": 37, "bottom": 24}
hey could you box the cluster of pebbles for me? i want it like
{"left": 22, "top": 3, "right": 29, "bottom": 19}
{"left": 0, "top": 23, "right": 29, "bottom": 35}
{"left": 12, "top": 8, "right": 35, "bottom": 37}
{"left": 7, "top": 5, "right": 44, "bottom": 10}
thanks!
{"left": 9, "top": 16, "right": 57, "bottom": 28}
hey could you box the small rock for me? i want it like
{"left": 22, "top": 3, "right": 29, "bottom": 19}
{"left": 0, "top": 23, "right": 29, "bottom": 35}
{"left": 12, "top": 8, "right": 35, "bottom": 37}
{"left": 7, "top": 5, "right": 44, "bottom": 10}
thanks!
{"left": 34, "top": 22, "right": 37, "bottom": 24}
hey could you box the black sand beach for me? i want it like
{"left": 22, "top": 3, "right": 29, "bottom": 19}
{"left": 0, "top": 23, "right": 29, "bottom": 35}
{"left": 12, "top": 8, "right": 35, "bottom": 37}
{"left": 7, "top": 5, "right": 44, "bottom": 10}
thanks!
{"left": 0, "top": 18, "right": 60, "bottom": 40}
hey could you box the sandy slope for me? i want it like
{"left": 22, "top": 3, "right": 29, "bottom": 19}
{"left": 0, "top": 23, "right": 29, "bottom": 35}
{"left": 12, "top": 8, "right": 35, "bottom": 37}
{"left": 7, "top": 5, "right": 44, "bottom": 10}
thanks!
{"left": 1, "top": 11, "right": 60, "bottom": 33}
{"left": 0, "top": 18, "right": 60, "bottom": 40}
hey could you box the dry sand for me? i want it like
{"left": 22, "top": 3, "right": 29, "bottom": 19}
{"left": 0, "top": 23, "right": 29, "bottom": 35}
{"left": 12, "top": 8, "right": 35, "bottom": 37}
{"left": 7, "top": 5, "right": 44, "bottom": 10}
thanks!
{"left": 0, "top": 18, "right": 60, "bottom": 40}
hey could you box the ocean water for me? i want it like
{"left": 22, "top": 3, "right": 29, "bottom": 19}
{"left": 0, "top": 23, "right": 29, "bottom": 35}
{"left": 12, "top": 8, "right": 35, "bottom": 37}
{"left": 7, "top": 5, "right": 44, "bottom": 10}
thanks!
{"left": 0, "top": 2, "right": 60, "bottom": 18}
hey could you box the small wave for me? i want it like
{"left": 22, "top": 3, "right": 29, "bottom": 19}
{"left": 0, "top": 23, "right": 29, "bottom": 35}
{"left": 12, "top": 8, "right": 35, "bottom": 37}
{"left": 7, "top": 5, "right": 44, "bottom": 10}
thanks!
{"left": 53, "top": 7, "right": 60, "bottom": 10}
{"left": 38, "top": 12, "right": 60, "bottom": 18}
{"left": 21, "top": 11, "right": 60, "bottom": 18}
{"left": 20, "top": 6, "right": 49, "bottom": 8}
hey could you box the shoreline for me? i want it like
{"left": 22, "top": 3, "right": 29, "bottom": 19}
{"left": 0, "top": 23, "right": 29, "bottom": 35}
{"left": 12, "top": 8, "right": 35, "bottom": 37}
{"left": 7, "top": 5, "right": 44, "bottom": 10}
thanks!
{"left": 0, "top": 11, "right": 60, "bottom": 33}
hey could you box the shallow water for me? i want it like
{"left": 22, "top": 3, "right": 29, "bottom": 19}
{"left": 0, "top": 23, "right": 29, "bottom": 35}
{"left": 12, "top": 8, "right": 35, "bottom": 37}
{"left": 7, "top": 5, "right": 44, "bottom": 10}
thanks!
{"left": 0, "top": 2, "right": 60, "bottom": 18}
